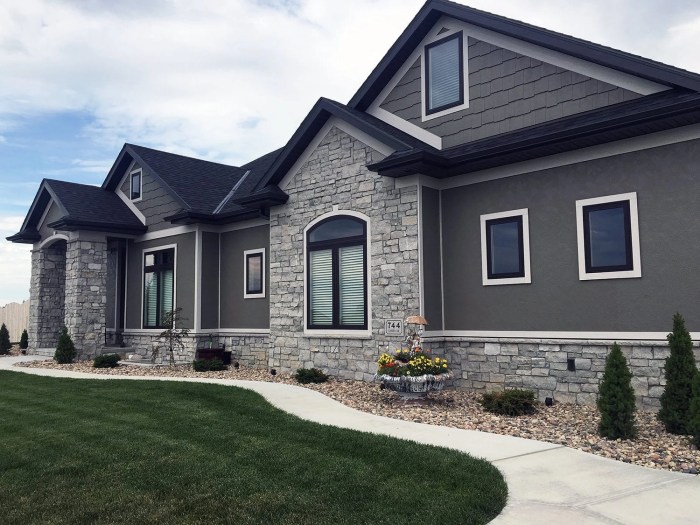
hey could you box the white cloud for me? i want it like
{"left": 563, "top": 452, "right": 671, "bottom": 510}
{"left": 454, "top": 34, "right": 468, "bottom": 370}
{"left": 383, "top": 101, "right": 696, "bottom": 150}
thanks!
{"left": 0, "top": 215, "right": 31, "bottom": 305}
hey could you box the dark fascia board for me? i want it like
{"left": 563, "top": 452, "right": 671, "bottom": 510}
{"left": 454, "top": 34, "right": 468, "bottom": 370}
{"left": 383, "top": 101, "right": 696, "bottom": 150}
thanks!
{"left": 101, "top": 144, "right": 190, "bottom": 211}
{"left": 46, "top": 218, "right": 147, "bottom": 235}
{"left": 6, "top": 230, "right": 41, "bottom": 244}
{"left": 16, "top": 181, "right": 69, "bottom": 235}
{"left": 253, "top": 98, "right": 415, "bottom": 191}
{"left": 164, "top": 209, "right": 265, "bottom": 225}
{"left": 232, "top": 185, "right": 289, "bottom": 208}
{"left": 349, "top": 0, "right": 700, "bottom": 111}
{"left": 369, "top": 93, "right": 700, "bottom": 177}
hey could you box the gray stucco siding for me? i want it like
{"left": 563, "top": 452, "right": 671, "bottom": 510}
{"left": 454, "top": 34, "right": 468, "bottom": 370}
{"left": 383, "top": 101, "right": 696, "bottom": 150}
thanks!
{"left": 379, "top": 37, "right": 640, "bottom": 148}
{"left": 441, "top": 138, "right": 700, "bottom": 333}
{"left": 219, "top": 225, "right": 270, "bottom": 329}
{"left": 200, "top": 232, "right": 220, "bottom": 330}
{"left": 421, "top": 186, "right": 443, "bottom": 330}
{"left": 125, "top": 233, "right": 196, "bottom": 329}
{"left": 38, "top": 201, "right": 64, "bottom": 240}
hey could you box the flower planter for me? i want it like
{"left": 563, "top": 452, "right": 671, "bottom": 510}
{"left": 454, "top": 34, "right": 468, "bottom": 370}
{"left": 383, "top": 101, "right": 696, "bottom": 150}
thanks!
{"left": 375, "top": 373, "right": 451, "bottom": 399}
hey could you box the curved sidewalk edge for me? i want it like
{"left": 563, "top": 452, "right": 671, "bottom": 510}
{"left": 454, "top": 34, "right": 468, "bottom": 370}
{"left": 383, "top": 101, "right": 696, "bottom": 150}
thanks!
{"left": 2, "top": 356, "right": 699, "bottom": 525}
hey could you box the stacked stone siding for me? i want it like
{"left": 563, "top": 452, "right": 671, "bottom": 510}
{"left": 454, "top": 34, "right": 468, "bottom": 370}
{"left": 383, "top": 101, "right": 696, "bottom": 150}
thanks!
{"left": 427, "top": 337, "right": 700, "bottom": 409}
{"left": 29, "top": 241, "right": 66, "bottom": 353}
{"left": 268, "top": 126, "right": 421, "bottom": 379}
{"left": 64, "top": 240, "right": 108, "bottom": 359}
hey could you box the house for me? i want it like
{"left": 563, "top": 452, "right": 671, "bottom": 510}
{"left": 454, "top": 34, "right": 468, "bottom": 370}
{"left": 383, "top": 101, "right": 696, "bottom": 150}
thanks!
{"left": 9, "top": 0, "right": 700, "bottom": 407}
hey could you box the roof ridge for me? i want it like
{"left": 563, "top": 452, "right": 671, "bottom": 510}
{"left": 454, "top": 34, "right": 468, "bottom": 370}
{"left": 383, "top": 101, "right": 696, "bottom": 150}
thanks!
{"left": 126, "top": 143, "right": 244, "bottom": 170}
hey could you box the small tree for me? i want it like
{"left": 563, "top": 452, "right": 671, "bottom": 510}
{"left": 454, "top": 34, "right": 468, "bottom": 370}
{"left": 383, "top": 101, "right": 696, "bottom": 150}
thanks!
{"left": 153, "top": 308, "right": 190, "bottom": 366}
{"left": 54, "top": 327, "right": 76, "bottom": 364}
{"left": 689, "top": 373, "right": 700, "bottom": 448}
{"left": 19, "top": 329, "right": 28, "bottom": 350}
{"left": 597, "top": 343, "right": 637, "bottom": 439}
{"left": 658, "top": 313, "right": 699, "bottom": 434}
{"left": 0, "top": 323, "right": 10, "bottom": 355}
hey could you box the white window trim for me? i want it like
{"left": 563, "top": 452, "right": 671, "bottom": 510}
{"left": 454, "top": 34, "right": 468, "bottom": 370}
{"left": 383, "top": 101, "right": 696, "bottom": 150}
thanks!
{"left": 141, "top": 243, "right": 178, "bottom": 329}
{"left": 480, "top": 208, "right": 531, "bottom": 286}
{"left": 303, "top": 209, "right": 372, "bottom": 337}
{"left": 243, "top": 248, "right": 266, "bottom": 299}
{"left": 576, "top": 192, "right": 641, "bottom": 281}
{"left": 130, "top": 168, "right": 143, "bottom": 202}
{"left": 421, "top": 28, "right": 469, "bottom": 122}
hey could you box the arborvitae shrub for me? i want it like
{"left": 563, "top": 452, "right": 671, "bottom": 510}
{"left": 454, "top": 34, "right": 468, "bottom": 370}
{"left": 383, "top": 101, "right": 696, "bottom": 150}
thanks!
{"left": 0, "top": 323, "right": 11, "bottom": 355}
{"left": 689, "top": 373, "right": 700, "bottom": 448}
{"left": 19, "top": 329, "right": 28, "bottom": 350}
{"left": 192, "top": 359, "right": 227, "bottom": 372}
{"left": 597, "top": 343, "right": 637, "bottom": 439}
{"left": 481, "top": 389, "right": 537, "bottom": 416}
{"left": 294, "top": 368, "right": 329, "bottom": 384}
{"left": 54, "top": 327, "right": 77, "bottom": 364}
{"left": 658, "top": 313, "right": 699, "bottom": 434}
{"left": 93, "top": 354, "right": 121, "bottom": 368}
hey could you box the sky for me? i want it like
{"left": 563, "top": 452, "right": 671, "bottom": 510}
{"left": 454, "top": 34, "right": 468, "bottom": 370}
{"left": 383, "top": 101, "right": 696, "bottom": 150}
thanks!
{"left": 1, "top": 0, "right": 700, "bottom": 306}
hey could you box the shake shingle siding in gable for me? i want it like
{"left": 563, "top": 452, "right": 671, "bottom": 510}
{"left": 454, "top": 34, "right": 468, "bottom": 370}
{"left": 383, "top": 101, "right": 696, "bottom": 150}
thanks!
{"left": 120, "top": 164, "right": 182, "bottom": 231}
{"left": 380, "top": 38, "right": 641, "bottom": 148}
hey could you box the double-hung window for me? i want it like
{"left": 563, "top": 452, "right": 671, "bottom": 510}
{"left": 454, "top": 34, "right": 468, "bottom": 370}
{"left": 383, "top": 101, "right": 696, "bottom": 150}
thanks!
{"left": 143, "top": 248, "right": 175, "bottom": 328}
{"left": 307, "top": 216, "right": 367, "bottom": 330}
{"left": 130, "top": 168, "right": 142, "bottom": 200}
{"left": 244, "top": 248, "right": 265, "bottom": 299}
{"left": 576, "top": 193, "right": 641, "bottom": 280}
{"left": 424, "top": 31, "right": 465, "bottom": 116}
{"left": 480, "top": 209, "right": 531, "bottom": 285}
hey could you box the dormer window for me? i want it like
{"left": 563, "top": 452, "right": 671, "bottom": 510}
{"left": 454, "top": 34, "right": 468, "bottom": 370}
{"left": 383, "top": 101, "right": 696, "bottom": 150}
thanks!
{"left": 424, "top": 32, "right": 464, "bottom": 115}
{"left": 130, "top": 169, "right": 142, "bottom": 200}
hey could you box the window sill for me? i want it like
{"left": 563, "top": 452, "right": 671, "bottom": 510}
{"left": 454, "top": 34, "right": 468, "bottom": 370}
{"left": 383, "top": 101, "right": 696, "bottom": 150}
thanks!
{"left": 303, "top": 329, "right": 372, "bottom": 339}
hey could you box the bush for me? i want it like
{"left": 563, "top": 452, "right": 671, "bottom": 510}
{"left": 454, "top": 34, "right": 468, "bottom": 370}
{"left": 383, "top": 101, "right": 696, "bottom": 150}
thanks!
{"left": 0, "top": 323, "right": 10, "bottom": 355}
{"left": 658, "top": 313, "right": 699, "bottom": 434}
{"left": 93, "top": 354, "right": 121, "bottom": 368}
{"left": 294, "top": 368, "right": 329, "bottom": 384}
{"left": 481, "top": 389, "right": 537, "bottom": 416}
{"left": 192, "top": 359, "right": 227, "bottom": 372}
{"left": 597, "top": 343, "right": 637, "bottom": 439}
{"left": 54, "top": 327, "right": 76, "bottom": 364}
{"left": 689, "top": 373, "right": 700, "bottom": 448}
{"left": 19, "top": 329, "right": 28, "bottom": 350}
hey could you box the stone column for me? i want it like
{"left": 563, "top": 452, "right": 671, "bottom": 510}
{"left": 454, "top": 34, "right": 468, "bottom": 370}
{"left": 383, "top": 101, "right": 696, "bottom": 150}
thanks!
{"left": 29, "top": 241, "right": 67, "bottom": 354}
{"left": 64, "top": 237, "right": 108, "bottom": 359}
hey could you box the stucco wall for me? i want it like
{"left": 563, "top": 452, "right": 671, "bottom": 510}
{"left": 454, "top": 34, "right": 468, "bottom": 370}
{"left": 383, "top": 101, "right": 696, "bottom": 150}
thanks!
{"left": 200, "top": 232, "right": 220, "bottom": 330}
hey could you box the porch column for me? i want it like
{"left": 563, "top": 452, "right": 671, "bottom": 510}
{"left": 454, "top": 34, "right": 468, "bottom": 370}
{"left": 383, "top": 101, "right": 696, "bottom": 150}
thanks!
{"left": 28, "top": 241, "right": 67, "bottom": 354}
{"left": 64, "top": 236, "right": 108, "bottom": 359}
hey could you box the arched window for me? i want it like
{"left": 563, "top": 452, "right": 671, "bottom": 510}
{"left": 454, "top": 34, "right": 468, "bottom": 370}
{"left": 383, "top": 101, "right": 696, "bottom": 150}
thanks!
{"left": 307, "top": 215, "right": 367, "bottom": 330}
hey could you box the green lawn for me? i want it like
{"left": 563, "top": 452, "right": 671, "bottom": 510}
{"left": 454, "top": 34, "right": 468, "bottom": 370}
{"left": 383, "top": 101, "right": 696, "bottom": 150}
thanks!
{"left": 0, "top": 371, "right": 507, "bottom": 524}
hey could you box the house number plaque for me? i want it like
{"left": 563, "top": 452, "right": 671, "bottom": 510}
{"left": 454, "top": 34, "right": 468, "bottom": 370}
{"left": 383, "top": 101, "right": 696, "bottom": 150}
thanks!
{"left": 384, "top": 319, "right": 404, "bottom": 336}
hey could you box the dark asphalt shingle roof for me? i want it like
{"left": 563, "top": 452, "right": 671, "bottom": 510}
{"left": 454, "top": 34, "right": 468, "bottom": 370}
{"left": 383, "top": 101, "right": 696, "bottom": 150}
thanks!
{"left": 45, "top": 179, "right": 144, "bottom": 229}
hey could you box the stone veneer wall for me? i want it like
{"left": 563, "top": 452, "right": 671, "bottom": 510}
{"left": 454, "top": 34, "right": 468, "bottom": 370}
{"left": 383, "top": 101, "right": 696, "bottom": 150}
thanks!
{"left": 268, "top": 126, "right": 421, "bottom": 380}
{"left": 425, "top": 337, "right": 700, "bottom": 410}
{"left": 29, "top": 241, "right": 66, "bottom": 352}
{"left": 64, "top": 240, "right": 108, "bottom": 359}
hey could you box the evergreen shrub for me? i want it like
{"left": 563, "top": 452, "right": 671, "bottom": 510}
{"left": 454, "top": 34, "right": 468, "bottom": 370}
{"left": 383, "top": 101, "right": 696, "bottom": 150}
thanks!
{"left": 0, "top": 323, "right": 10, "bottom": 355}
{"left": 93, "top": 354, "right": 121, "bottom": 368}
{"left": 294, "top": 368, "right": 329, "bottom": 384}
{"left": 597, "top": 343, "right": 637, "bottom": 439}
{"left": 658, "top": 313, "right": 699, "bottom": 434}
{"left": 54, "top": 327, "right": 77, "bottom": 364}
{"left": 688, "top": 373, "right": 700, "bottom": 448}
{"left": 481, "top": 389, "right": 537, "bottom": 416}
{"left": 192, "top": 359, "right": 227, "bottom": 372}
{"left": 19, "top": 329, "right": 28, "bottom": 350}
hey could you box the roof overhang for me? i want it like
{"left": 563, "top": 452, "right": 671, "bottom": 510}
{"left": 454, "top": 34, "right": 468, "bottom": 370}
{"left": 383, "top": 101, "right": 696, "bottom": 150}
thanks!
{"left": 46, "top": 218, "right": 147, "bottom": 235}
{"left": 164, "top": 209, "right": 267, "bottom": 225}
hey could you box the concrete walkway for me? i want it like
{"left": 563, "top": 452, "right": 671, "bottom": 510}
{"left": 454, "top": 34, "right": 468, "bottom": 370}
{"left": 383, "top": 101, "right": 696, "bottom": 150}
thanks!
{"left": 2, "top": 355, "right": 698, "bottom": 524}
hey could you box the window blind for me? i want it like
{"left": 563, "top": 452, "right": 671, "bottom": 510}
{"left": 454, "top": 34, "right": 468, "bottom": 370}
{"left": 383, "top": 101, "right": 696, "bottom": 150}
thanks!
{"left": 160, "top": 269, "right": 174, "bottom": 325}
{"left": 339, "top": 245, "right": 365, "bottom": 326}
{"left": 428, "top": 36, "right": 461, "bottom": 110}
{"left": 144, "top": 272, "right": 157, "bottom": 327}
{"left": 309, "top": 249, "right": 333, "bottom": 326}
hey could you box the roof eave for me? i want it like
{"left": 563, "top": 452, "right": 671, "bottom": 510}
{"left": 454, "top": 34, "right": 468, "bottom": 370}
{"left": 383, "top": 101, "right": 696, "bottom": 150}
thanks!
{"left": 164, "top": 209, "right": 266, "bottom": 225}
{"left": 46, "top": 218, "right": 147, "bottom": 235}
{"left": 6, "top": 230, "right": 41, "bottom": 244}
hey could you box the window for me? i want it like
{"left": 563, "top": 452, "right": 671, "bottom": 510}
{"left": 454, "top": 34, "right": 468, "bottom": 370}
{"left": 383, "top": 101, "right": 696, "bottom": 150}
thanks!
{"left": 480, "top": 209, "right": 531, "bottom": 286}
{"left": 306, "top": 215, "right": 367, "bottom": 330}
{"left": 143, "top": 247, "right": 175, "bottom": 328}
{"left": 576, "top": 192, "right": 641, "bottom": 280}
{"left": 424, "top": 32, "right": 464, "bottom": 115}
{"left": 130, "top": 169, "right": 142, "bottom": 200}
{"left": 244, "top": 248, "right": 265, "bottom": 299}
